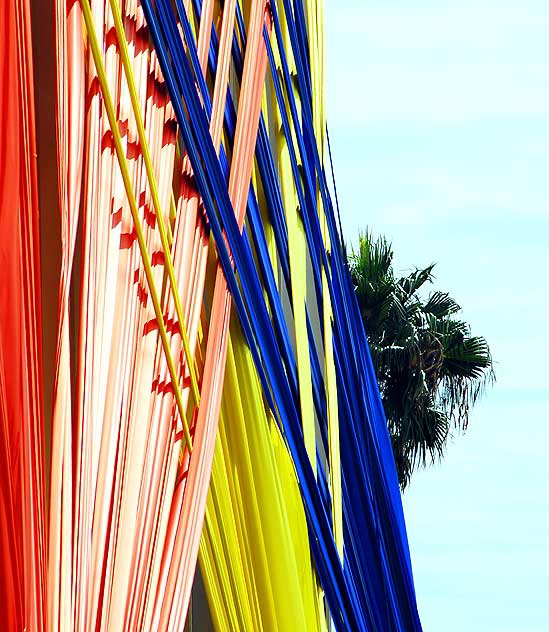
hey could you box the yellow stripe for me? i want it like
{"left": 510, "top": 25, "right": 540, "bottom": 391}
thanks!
{"left": 271, "top": 28, "right": 317, "bottom": 471}
{"left": 306, "top": 0, "right": 343, "bottom": 558}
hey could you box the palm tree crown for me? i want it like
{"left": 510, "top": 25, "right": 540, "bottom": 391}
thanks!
{"left": 348, "top": 233, "right": 494, "bottom": 488}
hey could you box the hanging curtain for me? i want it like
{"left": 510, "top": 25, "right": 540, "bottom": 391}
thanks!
{"left": 0, "top": 0, "right": 46, "bottom": 629}
{"left": 0, "top": 0, "right": 423, "bottom": 630}
{"left": 139, "top": 0, "right": 423, "bottom": 629}
{"left": 49, "top": 0, "right": 210, "bottom": 629}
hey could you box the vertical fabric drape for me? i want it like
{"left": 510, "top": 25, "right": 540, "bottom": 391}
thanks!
{"left": 0, "top": 0, "right": 46, "bottom": 629}
{"left": 0, "top": 1, "right": 422, "bottom": 630}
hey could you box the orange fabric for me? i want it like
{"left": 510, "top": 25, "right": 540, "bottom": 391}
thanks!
{"left": 0, "top": 0, "right": 46, "bottom": 629}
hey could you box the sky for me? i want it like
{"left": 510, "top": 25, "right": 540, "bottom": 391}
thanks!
{"left": 325, "top": 1, "right": 549, "bottom": 630}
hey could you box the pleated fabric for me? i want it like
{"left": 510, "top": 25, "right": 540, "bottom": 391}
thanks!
{"left": 48, "top": 1, "right": 211, "bottom": 630}
{"left": 47, "top": 0, "right": 299, "bottom": 630}
{"left": 199, "top": 323, "right": 325, "bottom": 632}
{"left": 197, "top": 2, "right": 338, "bottom": 628}
{"left": 0, "top": 0, "right": 423, "bottom": 630}
{"left": 138, "top": 0, "right": 423, "bottom": 629}
{"left": 0, "top": 1, "right": 46, "bottom": 629}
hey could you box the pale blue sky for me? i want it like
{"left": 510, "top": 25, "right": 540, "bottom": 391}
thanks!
{"left": 325, "top": 1, "right": 549, "bottom": 629}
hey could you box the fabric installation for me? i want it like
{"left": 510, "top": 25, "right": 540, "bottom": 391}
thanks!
{"left": 0, "top": 0, "right": 423, "bottom": 630}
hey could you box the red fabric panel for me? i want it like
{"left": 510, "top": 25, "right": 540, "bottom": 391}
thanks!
{"left": 0, "top": 0, "right": 46, "bottom": 629}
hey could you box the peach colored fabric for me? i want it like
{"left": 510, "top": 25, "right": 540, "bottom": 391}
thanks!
{"left": 46, "top": 2, "right": 273, "bottom": 631}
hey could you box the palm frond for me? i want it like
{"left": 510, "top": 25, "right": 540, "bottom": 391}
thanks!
{"left": 424, "top": 291, "right": 461, "bottom": 318}
{"left": 443, "top": 335, "right": 492, "bottom": 378}
{"left": 398, "top": 264, "right": 435, "bottom": 297}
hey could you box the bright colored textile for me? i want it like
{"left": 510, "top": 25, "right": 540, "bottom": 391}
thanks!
{"left": 0, "top": 1, "right": 422, "bottom": 630}
{"left": 0, "top": 0, "right": 46, "bottom": 629}
{"left": 141, "top": 0, "right": 423, "bottom": 628}
{"left": 200, "top": 323, "right": 324, "bottom": 632}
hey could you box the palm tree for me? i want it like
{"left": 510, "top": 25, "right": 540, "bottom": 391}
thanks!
{"left": 348, "top": 232, "right": 494, "bottom": 488}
